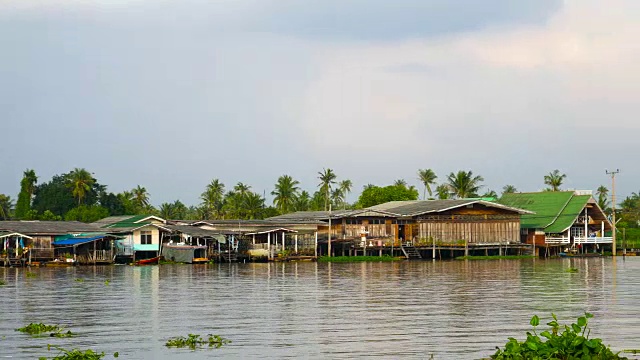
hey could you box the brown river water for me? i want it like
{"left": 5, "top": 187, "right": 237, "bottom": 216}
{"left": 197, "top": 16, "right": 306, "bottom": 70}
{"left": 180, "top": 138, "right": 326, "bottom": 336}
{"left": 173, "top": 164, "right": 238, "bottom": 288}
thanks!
{"left": 1, "top": 258, "right": 639, "bottom": 359}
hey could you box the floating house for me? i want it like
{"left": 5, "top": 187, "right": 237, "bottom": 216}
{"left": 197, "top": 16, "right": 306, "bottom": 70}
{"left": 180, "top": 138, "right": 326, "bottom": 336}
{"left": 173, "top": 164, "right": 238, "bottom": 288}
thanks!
{"left": 94, "top": 215, "right": 171, "bottom": 262}
{"left": 52, "top": 233, "right": 122, "bottom": 265}
{"left": 498, "top": 190, "right": 612, "bottom": 256}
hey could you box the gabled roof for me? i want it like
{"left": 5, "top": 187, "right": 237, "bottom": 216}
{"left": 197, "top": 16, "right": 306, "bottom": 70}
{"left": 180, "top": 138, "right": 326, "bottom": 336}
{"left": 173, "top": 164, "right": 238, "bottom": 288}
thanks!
{"left": 367, "top": 200, "right": 532, "bottom": 217}
{"left": 95, "top": 215, "right": 166, "bottom": 228}
{"left": 0, "top": 221, "right": 101, "bottom": 235}
{"left": 498, "top": 191, "right": 599, "bottom": 233}
{"left": 0, "top": 232, "right": 33, "bottom": 239}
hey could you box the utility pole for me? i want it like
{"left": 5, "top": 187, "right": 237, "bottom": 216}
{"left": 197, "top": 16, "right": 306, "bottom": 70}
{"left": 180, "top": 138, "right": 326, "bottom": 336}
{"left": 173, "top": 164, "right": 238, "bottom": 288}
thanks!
{"left": 328, "top": 203, "right": 332, "bottom": 257}
{"left": 606, "top": 169, "right": 620, "bottom": 256}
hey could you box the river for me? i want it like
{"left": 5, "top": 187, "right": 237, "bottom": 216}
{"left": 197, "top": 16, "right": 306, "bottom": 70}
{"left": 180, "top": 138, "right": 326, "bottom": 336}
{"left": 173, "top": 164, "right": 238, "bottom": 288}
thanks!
{"left": 1, "top": 257, "right": 639, "bottom": 359}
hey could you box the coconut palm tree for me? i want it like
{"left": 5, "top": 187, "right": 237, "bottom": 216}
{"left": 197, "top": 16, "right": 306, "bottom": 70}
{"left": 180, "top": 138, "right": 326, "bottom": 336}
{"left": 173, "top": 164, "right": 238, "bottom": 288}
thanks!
{"left": 417, "top": 169, "right": 438, "bottom": 200}
{"left": 331, "top": 188, "right": 344, "bottom": 208}
{"left": 502, "top": 184, "right": 518, "bottom": 195}
{"left": 294, "top": 190, "right": 311, "bottom": 211}
{"left": 272, "top": 175, "right": 300, "bottom": 214}
{"left": 244, "top": 192, "right": 266, "bottom": 219}
{"left": 543, "top": 170, "right": 567, "bottom": 191}
{"left": 132, "top": 185, "right": 151, "bottom": 211}
{"left": 394, "top": 179, "right": 408, "bottom": 187}
{"left": 234, "top": 182, "right": 251, "bottom": 198}
{"left": 159, "top": 202, "right": 175, "bottom": 219}
{"left": 67, "top": 168, "right": 95, "bottom": 205}
{"left": 596, "top": 185, "right": 609, "bottom": 210}
{"left": 435, "top": 184, "right": 451, "bottom": 200}
{"left": 0, "top": 194, "right": 13, "bottom": 220}
{"left": 318, "top": 168, "right": 337, "bottom": 210}
{"left": 447, "top": 171, "right": 484, "bottom": 199}
{"left": 23, "top": 169, "right": 38, "bottom": 198}
{"left": 339, "top": 180, "right": 353, "bottom": 209}
{"left": 200, "top": 179, "right": 225, "bottom": 219}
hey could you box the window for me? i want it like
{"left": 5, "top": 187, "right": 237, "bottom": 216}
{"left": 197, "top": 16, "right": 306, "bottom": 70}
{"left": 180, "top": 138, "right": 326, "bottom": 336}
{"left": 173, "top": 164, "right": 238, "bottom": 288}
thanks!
{"left": 140, "top": 231, "right": 152, "bottom": 245}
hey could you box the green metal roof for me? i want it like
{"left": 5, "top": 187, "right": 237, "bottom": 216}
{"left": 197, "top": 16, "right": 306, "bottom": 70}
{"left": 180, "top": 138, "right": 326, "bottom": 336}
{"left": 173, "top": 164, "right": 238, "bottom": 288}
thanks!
{"left": 498, "top": 192, "right": 589, "bottom": 233}
{"left": 101, "top": 215, "right": 158, "bottom": 229}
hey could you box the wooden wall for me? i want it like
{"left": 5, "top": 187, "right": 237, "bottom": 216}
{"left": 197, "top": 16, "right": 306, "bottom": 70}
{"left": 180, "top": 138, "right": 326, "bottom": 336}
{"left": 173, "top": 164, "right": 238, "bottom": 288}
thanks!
{"left": 416, "top": 216, "right": 520, "bottom": 244}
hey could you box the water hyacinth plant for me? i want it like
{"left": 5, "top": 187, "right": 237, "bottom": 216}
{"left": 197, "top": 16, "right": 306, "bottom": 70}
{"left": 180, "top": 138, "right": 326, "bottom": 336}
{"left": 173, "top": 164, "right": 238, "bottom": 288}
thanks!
{"left": 38, "top": 345, "right": 119, "bottom": 360}
{"left": 165, "top": 334, "right": 231, "bottom": 350}
{"left": 491, "top": 313, "right": 627, "bottom": 359}
{"left": 16, "top": 323, "right": 75, "bottom": 338}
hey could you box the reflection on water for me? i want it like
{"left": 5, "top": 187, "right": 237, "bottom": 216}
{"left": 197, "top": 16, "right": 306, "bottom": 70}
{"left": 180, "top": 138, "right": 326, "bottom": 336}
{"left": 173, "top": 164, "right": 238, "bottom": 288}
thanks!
{"left": 1, "top": 258, "right": 640, "bottom": 359}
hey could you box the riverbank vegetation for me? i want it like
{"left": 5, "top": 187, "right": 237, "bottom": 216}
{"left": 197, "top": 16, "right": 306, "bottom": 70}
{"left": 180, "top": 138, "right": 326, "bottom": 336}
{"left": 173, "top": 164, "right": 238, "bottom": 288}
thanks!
{"left": 317, "top": 256, "right": 399, "bottom": 262}
{"left": 455, "top": 255, "right": 536, "bottom": 260}
{"left": 491, "top": 313, "right": 627, "bottom": 359}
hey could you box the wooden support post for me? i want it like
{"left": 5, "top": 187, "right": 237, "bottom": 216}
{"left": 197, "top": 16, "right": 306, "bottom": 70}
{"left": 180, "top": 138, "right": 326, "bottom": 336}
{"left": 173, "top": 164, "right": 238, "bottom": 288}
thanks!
{"left": 267, "top": 232, "right": 271, "bottom": 261}
{"left": 314, "top": 231, "right": 318, "bottom": 258}
{"left": 282, "top": 232, "right": 285, "bottom": 253}
{"left": 252, "top": 234, "right": 255, "bottom": 245}
{"left": 294, "top": 234, "right": 298, "bottom": 254}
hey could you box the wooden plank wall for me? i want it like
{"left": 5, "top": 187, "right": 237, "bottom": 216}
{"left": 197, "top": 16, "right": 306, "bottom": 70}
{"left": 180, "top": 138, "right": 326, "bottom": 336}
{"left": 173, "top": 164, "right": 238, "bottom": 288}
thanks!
{"left": 417, "top": 219, "right": 520, "bottom": 244}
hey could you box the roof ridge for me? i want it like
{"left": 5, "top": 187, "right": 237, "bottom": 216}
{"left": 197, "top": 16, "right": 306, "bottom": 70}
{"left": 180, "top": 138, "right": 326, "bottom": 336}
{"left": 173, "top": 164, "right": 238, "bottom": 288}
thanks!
{"left": 545, "top": 193, "right": 576, "bottom": 230}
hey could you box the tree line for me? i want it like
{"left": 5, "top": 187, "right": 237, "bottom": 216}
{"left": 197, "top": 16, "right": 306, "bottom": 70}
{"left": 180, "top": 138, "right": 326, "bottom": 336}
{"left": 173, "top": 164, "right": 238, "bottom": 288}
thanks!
{"left": 0, "top": 167, "right": 619, "bottom": 224}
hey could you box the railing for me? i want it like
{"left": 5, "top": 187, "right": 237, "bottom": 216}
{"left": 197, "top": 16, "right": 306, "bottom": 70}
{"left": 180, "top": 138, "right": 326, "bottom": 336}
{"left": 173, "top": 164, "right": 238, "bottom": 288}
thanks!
{"left": 545, "top": 237, "right": 570, "bottom": 244}
{"left": 574, "top": 236, "right": 613, "bottom": 244}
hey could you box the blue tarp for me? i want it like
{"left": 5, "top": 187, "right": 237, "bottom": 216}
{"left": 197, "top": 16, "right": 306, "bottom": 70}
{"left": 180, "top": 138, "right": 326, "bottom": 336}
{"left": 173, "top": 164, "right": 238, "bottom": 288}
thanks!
{"left": 53, "top": 235, "right": 106, "bottom": 246}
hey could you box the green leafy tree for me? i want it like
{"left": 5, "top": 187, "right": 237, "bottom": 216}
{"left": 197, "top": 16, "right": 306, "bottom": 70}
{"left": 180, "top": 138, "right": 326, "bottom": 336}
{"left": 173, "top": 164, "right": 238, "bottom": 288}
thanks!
{"left": 0, "top": 194, "right": 13, "bottom": 220}
{"left": 99, "top": 192, "right": 126, "bottom": 216}
{"left": 436, "top": 184, "right": 451, "bottom": 199}
{"left": 32, "top": 174, "right": 77, "bottom": 216}
{"left": 40, "top": 210, "right": 61, "bottom": 221}
{"left": 244, "top": 192, "right": 266, "bottom": 219}
{"left": 338, "top": 180, "right": 353, "bottom": 209}
{"left": 418, "top": 169, "right": 438, "bottom": 200}
{"left": 447, "top": 171, "right": 484, "bottom": 199}
{"left": 132, "top": 185, "right": 151, "bottom": 211}
{"left": 310, "top": 191, "right": 325, "bottom": 211}
{"left": 482, "top": 189, "right": 498, "bottom": 199}
{"left": 159, "top": 202, "right": 175, "bottom": 219}
{"left": 394, "top": 179, "right": 407, "bottom": 187}
{"left": 356, "top": 184, "right": 419, "bottom": 208}
{"left": 64, "top": 205, "right": 109, "bottom": 223}
{"left": 501, "top": 184, "right": 518, "bottom": 196}
{"left": 294, "top": 190, "right": 311, "bottom": 211}
{"left": 596, "top": 185, "right": 609, "bottom": 211}
{"left": 543, "top": 169, "right": 567, "bottom": 192}
{"left": 67, "top": 168, "right": 95, "bottom": 205}
{"left": 15, "top": 169, "right": 38, "bottom": 218}
{"left": 272, "top": 175, "right": 300, "bottom": 214}
{"left": 201, "top": 179, "right": 225, "bottom": 219}
{"left": 318, "top": 168, "right": 337, "bottom": 210}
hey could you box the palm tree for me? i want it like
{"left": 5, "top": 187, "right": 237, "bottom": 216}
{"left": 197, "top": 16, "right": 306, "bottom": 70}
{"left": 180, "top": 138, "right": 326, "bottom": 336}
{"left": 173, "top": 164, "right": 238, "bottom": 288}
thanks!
{"left": 435, "top": 184, "right": 451, "bottom": 200}
{"left": 201, "top": 179, "right": 225, "bottom": 219}
{"left": 596, "top": 185, "right": 609, "bottom": 210}
{"left": 132, "top": 185, "right": 151, "bottom": 210}
{"left": 22, "top": 169, "right": 38, "bottom": 198}
{"left": 543, "top": 170, "right": 567, "bottom": 191}
{"left": 318, "top": 168, "right": 337, "bottom": 210}
{"left": 272, "top": 175, "right": 300, "bottom": 214}
{"left": 339, "top": 180, "right": 353, "bottom": 209}
{"left": 234, "top": 182, "right": 251, "bottom": 198}
{"left": 244, "top": 192, "right": 265, "bottom": 219}
{"left": 294, "top": 190, "right": 311, "bottom": 211}
{"left": 394, "top": 179, "right": 408, "bottom": 187}
{"left": 502, "top": 184, "right": 518, "bottom": 195}
{"left": 418, "top": 169, "right": 438, "bottom": 200}
{"left": 331, "top": 188, "right": 344, "bottom": 208}
{"left": 0, "top": 194, "right": 13, "bottom": 220}
{"left": 447, "top": 171, "right": 484, "bottom": 199}
{"left": 159, "top": 202, "right": 175, "bottom": 219}
{"left": 67, "top": 168, "right": 95, "bottom": 205}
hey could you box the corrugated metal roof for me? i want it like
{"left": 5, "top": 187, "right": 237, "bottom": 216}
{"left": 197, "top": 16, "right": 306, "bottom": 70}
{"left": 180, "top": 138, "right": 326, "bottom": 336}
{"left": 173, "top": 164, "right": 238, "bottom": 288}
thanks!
{"left": 0, "top": 221, "right": 102, "bottom": 235}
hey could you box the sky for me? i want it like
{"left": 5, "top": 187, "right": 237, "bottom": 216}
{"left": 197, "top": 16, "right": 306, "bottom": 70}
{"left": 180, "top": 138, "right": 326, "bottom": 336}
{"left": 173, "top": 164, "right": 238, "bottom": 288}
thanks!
{"left": 1, "top": 0, "right": 639, "bottom": 207}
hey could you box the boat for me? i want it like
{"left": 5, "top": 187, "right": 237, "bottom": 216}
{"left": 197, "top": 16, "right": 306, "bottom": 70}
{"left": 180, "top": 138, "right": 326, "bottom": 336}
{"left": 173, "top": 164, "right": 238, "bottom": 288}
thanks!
{"left": 559, "top": 252, "right": 601, "bottom": 258}
{"left": 135, "top": 256, "right": 160, "bottom": 265}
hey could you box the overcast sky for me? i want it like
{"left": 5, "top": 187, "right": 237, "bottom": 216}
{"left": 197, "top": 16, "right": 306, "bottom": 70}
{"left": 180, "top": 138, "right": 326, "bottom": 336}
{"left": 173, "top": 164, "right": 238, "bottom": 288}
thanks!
{"left": 1, "top": 0, "right": 638, "bottom": 207}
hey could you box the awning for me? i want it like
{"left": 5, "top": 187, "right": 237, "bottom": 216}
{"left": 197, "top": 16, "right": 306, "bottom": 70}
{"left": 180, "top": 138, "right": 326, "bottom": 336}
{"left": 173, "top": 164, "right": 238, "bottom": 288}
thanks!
{"left": 53, "top": 235, "right": 109, "bottom": 246}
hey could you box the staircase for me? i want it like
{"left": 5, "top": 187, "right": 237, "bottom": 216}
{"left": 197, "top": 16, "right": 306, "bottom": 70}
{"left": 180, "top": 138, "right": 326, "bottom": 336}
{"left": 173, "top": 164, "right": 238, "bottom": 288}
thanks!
{"left": 221, "top": 252, "right": 237, "bottom": 263}
{"left": 401, "top": 245, "right": 422, "bottom": 260}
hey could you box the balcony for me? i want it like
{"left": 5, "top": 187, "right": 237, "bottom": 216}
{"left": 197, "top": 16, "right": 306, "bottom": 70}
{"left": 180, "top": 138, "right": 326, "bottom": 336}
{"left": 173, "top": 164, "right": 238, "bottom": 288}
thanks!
{"left": 545, "top": 237, "right": 570, "bottom": 244}
{"left": 574, "top": 236, "right": 612, "bottom": 244}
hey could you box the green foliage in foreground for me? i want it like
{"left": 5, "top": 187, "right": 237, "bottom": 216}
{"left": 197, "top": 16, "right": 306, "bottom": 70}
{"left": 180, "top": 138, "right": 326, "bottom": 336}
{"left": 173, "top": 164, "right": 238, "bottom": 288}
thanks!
{"left": 165, "top": 334, "right": 231, "bottom": 350}
{"left": 39, "top": 345, "right": 118, "bottom": 360}
{"left": 0, "top": 279, "right": 6, "bottom": 286}
{"left": 317, "top": 256, "right": 399, "bottom": 263}
{"left": 491, "top": 313, "right": 627, "bottom": 359}
{"left": 456, "top": 255, "right": 536, "bottom": 260}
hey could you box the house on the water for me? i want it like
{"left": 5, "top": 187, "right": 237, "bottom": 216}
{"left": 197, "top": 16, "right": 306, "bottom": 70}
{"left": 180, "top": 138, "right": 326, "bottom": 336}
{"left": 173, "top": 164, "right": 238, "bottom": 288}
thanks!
{"left": 94, "top": 215, "right": 171, "bottom": 262}
{"left": 0, "top": 221, "right": 103, "bottom": 264}
{"left": 268, "top": 199, "right": 532, "bottom": 259}
{"left": 498, "top": 190, "right": 612, "bottom": 256}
